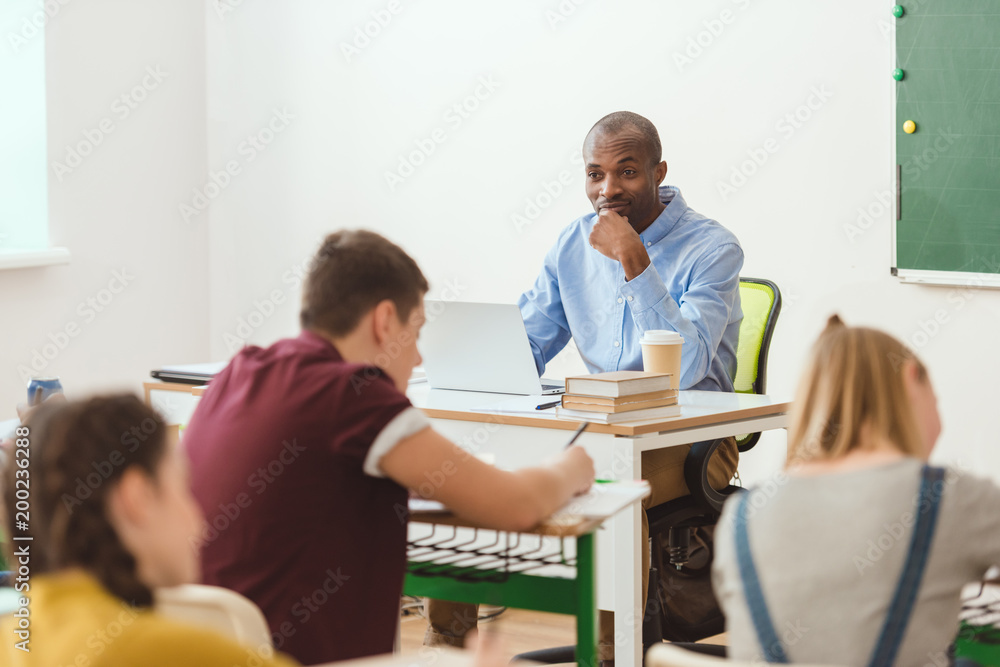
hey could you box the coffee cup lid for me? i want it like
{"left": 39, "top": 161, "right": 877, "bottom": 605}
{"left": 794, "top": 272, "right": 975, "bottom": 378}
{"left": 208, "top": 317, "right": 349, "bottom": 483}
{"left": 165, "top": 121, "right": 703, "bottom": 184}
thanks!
{"left": 641, "top": 330, "right": 683, "bottom": 344}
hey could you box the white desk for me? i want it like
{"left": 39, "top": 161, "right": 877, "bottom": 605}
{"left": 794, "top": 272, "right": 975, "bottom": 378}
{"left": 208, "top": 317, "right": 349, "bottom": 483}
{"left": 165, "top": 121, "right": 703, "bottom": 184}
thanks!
{"left": 407, "top": 384, "right": 791, "bottom": 667}
{"left": 144, "top": 381, "right": 204, "bottom": 426}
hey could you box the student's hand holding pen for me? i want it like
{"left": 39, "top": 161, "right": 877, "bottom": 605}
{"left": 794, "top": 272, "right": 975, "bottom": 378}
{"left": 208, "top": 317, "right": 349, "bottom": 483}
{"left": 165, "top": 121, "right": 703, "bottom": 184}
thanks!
{"left": 550, "top": 443, "right": 594, "bottom": 496}
{"left": 556, "top": 423, "right": 593, "bottom": 495}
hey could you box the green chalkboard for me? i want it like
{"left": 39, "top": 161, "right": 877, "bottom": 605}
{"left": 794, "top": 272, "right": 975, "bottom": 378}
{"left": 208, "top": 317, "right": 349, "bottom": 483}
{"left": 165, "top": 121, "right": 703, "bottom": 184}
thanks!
{"left": 895, "top": 1, "right": 1000, "bottom": 277}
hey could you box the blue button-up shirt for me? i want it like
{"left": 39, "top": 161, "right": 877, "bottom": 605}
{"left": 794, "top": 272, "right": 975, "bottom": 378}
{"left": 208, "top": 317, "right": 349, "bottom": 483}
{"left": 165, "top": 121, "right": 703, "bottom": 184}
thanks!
{"left": 518, "top": 186, "right": 743, "bottom": 392}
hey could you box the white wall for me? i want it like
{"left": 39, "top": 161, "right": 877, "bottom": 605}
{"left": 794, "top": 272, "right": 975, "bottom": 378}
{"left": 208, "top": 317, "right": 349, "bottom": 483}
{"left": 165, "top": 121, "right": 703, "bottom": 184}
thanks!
{"left": 0, "top": 0, "right": 209, "bottom": 412}
{"left": 6, "top": 1, "right": 994, "bottom": 482}
{"left": 203, "top": 0, "right": 1000, "bottom": 482}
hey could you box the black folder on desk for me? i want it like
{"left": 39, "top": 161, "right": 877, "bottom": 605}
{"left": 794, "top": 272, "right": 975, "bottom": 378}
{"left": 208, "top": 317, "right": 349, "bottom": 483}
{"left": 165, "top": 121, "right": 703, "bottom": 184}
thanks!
{"left": 150, "top": 362, "right": 227, "bottom": 384}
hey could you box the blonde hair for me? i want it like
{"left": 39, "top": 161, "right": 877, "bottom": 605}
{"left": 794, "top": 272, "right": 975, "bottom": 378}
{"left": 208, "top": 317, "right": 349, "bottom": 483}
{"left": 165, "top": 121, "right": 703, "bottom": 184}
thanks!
{"left": 787, "top": 315, "right": 928, "bottom": 463}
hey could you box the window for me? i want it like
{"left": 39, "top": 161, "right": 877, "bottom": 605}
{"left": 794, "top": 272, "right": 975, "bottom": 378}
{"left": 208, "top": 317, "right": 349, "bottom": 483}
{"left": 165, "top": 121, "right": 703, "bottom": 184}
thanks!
{"left": 0, "top": 0, "right": 69, "bottom": 269}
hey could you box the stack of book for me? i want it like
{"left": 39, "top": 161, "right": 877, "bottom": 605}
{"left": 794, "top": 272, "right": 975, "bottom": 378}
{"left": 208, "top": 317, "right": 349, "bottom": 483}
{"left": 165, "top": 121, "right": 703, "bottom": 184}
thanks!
{"left": 555, "top": 370, "right": 679, "bottom": 424}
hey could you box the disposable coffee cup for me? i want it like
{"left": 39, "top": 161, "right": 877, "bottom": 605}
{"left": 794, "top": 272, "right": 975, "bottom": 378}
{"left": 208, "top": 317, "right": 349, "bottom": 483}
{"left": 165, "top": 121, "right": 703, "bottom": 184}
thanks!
{"left": 640, "top": 330, "right": 683, "bottom": 378}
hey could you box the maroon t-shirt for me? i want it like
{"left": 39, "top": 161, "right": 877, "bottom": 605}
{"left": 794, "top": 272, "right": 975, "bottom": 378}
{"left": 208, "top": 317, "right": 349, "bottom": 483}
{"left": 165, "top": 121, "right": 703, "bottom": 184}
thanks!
{"left": 184, "top": 331, "right": 420, "bottom": 665}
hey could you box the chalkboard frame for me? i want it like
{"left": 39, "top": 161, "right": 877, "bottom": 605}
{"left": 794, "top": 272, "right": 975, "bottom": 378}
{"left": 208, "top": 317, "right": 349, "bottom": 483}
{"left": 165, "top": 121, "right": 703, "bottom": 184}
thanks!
{"left": 890, "top": 3, "right": 1000, "bottom": 289}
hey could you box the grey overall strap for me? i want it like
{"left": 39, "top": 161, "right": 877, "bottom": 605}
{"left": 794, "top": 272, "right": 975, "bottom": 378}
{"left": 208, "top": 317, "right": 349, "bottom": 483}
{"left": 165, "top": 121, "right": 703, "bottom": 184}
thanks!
{"left": 734, "top": 490, "right": 789, "bottom": 663}
{"left": 867, "top": 465, "right": 946, "bottom": 667}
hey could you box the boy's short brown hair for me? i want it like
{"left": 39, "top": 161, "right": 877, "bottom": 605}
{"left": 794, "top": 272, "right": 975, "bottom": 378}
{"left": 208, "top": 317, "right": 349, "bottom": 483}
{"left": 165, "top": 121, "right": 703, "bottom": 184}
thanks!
{"left": 300, "top": 230, "right": 429, "bottom": 337}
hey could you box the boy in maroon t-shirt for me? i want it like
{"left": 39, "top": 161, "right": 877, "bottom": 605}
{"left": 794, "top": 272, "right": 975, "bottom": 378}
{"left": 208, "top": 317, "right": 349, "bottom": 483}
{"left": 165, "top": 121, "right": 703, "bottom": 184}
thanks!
{"left": 184, "top": 230, "right": 594, "bottom": 666}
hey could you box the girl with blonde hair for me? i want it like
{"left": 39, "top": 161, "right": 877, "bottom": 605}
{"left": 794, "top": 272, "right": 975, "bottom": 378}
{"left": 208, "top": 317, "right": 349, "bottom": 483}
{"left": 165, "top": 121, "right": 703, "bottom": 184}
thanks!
{"left": 712, "top": 315, "right": 1000, "bottom": 665}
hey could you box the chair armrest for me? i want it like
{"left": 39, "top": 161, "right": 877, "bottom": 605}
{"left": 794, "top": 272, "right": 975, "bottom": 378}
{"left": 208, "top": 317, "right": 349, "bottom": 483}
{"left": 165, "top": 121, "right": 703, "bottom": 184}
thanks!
{"left": 682, "top": 439, "right": 731, "bottom": 514}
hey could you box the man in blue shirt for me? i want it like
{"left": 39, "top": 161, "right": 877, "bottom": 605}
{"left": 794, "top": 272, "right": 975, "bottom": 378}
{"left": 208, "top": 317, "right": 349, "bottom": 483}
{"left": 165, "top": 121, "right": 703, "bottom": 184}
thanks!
{"left": 519, "top": 113, "right": 743, "bottom": 393}
{"left": 424, "top": 112, "right": 743, "bottom": 661}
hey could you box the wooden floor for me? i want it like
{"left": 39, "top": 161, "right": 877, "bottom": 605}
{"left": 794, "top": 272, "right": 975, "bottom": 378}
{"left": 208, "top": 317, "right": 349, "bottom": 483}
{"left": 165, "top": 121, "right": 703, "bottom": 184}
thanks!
{"left": 399, "top": 602, "right": 725, "bottom": 663}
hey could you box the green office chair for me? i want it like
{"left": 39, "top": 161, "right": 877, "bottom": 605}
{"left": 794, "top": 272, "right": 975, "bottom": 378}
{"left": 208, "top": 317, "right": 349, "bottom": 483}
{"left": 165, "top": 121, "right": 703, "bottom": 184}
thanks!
{"left": 731, "top": 277, "right": 782, "bottom": 450}
{"left": 643, "top": 277, "right": 781, "bottom": 646}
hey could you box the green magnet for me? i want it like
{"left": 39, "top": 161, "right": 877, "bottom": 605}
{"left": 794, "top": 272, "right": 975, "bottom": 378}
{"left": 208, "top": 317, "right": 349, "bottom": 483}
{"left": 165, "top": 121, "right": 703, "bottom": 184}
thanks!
{"left": 893, "top": 68, "right": 904, "bottom": 81}
{"left": 892, "top": 5, "right": 904, "bottom": 18}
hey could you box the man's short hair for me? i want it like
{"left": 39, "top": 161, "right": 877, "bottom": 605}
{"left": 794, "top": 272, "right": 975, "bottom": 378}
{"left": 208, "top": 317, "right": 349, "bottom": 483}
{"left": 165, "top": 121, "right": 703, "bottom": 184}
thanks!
{"left": 300, "top": 229, "right": 429, "bottom": 337}
{"left": 586, "top": 111, "right": 662, "bottom": 166}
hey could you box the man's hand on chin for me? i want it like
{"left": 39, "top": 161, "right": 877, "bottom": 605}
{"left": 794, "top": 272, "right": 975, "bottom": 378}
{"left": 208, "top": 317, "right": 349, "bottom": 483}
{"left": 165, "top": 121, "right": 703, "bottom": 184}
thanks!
{"left": 589, "top": 209, "right": 651, "bottom": 281}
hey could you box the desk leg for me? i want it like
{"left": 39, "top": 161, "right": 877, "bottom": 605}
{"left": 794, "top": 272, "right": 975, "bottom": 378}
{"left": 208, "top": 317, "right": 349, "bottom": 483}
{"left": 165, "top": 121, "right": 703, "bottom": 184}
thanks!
{"left": 611, "top": 442, "right": 643, "bottom": 667}
{"left": 576, "top": 533, "right": 597, "bottom": 667}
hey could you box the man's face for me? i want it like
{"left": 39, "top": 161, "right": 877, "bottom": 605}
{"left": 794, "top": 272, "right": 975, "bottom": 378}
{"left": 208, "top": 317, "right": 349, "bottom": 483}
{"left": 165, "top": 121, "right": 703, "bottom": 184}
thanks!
{"left": 381, "top": 296, "right": 425, "bottom": 392}
{"left": 584, "top": 128, "right": 666, "bottom": 231}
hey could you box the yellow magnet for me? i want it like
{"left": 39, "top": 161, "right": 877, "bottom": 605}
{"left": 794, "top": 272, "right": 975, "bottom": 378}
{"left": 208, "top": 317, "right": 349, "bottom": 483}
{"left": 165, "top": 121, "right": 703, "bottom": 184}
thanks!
{"left": 903, "top": 120, "right": 916, "bottom": 134}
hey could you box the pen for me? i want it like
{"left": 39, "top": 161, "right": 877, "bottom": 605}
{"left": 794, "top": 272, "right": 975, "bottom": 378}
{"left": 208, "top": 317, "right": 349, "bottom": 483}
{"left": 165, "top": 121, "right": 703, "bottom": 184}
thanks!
{"left": 563, "top": 422, "right": 588, "bottom": 449}
{"left": 536, "top": 400, "right": 561, "bottom": 410}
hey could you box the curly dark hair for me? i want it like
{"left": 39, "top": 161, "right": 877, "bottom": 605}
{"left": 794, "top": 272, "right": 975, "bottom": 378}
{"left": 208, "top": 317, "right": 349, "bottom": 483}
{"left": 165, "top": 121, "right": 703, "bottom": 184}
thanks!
{"left": 3, "top": 394, "right": 168, "bottom": 607}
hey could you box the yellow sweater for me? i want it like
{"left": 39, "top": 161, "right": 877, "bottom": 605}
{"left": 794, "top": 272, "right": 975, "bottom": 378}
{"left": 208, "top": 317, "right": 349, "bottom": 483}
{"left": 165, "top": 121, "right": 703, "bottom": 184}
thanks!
{"left": 0, "top": 571, "right": 299, "bottom": 666}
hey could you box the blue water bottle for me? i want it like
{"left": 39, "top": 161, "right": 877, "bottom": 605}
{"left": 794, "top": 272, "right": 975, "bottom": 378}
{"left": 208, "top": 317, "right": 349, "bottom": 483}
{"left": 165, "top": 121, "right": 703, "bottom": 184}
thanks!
{"left": 27, "top": 376, "right": 64, "bottom": 406}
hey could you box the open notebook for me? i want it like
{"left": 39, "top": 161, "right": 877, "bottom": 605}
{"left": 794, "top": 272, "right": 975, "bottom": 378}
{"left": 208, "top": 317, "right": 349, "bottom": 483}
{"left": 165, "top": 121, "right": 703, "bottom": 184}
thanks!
{"left": 409, "top": 480, "right": 649, "bottom": 521}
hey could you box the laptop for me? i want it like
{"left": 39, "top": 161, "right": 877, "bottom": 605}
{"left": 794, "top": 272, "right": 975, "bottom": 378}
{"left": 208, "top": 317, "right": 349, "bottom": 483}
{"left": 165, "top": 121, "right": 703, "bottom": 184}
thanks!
{"left": 419, "top": 301, "right": 564, "bottom": 395}
{"left": 150, "top": 361, "right": 227, "bottom": 384}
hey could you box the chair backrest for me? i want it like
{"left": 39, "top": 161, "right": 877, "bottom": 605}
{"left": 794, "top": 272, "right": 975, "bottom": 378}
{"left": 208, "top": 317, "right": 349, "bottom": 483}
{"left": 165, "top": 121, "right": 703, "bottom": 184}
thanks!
{"left": 733, "top": 278, "right": 781, "bottom": 396}
{"left": 155, "top": 584, "right": 273, "bottom": 651}
{"left": 732, "top": 278, "right": 781, "bottom": 452}
{"left": 645, "top": 643, "right": 845, "bottom": 667}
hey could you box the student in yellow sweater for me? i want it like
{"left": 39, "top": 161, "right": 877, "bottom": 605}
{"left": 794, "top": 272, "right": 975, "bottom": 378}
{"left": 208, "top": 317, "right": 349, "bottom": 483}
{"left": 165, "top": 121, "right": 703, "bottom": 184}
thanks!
{"left": 0, "top": 395, "right": 299, "bottom": 666}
